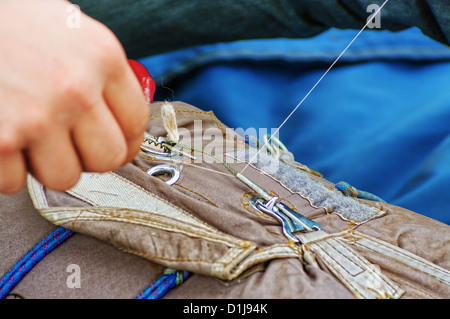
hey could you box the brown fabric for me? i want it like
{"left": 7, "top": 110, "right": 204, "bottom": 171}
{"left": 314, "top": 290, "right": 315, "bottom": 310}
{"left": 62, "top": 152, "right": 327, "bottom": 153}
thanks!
{"left": 0, "top": 188, "right": 166, "bottom": 299}
{"left": 1, "top": 101, "right": 449, "bottom": 299}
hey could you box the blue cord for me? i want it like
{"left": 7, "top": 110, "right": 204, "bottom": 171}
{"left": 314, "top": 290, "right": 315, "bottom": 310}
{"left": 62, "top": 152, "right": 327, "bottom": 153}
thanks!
{"left": 0, "top": 226, "right": 74, "bottom": 298}
{"left": 136, "top": 269, "right": 191, "bottom": 299}
{"left": 1, "top": 226, "right": 190, "bottom": 299}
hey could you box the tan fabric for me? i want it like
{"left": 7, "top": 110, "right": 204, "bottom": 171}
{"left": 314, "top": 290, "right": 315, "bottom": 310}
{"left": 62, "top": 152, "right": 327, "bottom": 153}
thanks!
{"left": 1, "top": 101, "right": 449, "bottom": 299}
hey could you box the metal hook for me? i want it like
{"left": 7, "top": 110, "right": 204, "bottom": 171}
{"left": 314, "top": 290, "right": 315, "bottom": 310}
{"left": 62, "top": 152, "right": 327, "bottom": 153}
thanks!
{"left": 249, "top": 196, "right": 322, "bottom": 242}
{"left": 146, "top": 164, "right": 181, "bottom": 186}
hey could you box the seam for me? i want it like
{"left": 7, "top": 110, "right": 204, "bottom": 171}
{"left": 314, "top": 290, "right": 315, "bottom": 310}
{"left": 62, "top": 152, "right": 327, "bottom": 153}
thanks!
{"left": 149, "top": 109, "right": 227, "bottom": 134}
{"left": 40, "top": 209, "right": 251, "bottom": 248}
{"left": 312, "top": 238, "right": 394, "bottom": 298}
{"left": 173, "top": 182, "right": 219, "bottom": 208}
{"left": 142, "top": 169, "right": 220, "bottom": 208}
{"left": 227, "top": 153, "right": 385, "bottom": 225}
{"left": 386, "top": 274, "right": 440, "bottom": 299}
{"left": 110, "top": 172, "right": 212, "bottom": 228}
{"left": 351, "top": 232, "right": 450, "bottom": 285}
{"left": 355, "top": 240, "right": 449, "bottom": 278}
{"left": 302, "top": 232, "right": 403, "bottom": 297}
{"left": 118, "top": 247, "right": 219, "bottom": 264}
{"left": 227, "top": 154, "right": 330, "bottom": 215}
{"left": 67, "top": 171, "right": 217, "bottom": 232}
{"left": 212, "top": 244, "right": 297, "bottom": 279}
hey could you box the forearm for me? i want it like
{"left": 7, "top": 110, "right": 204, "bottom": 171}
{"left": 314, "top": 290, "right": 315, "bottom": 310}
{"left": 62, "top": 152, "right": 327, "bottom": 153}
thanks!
{"left": 73, "top": 0, "right": 449, "bottom": 59}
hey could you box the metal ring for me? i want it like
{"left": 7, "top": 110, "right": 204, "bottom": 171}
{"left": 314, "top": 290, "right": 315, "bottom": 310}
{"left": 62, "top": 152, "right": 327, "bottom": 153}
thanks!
{"left": 146, "top": 165, "right": 181, "bottom": 186}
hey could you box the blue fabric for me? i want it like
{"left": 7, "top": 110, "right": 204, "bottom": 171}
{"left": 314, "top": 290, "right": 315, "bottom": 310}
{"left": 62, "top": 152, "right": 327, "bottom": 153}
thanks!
{"left": 140, "top": 27, "right": 450, "bottom": 224}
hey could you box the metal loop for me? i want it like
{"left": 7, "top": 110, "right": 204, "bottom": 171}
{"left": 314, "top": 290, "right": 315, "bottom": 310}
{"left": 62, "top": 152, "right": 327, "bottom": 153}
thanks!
{"left": 146, "top": 165, "right": 181, "bottom": 186}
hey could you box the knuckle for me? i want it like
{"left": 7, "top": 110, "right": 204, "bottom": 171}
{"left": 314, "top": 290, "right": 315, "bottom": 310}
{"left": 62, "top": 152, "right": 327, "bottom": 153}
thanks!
{"left": 82, "top": 139, "right": 127, "bottom": 173}
{"left": 0, "top": 180, "right": 25, "bottom": 194}
{"left": 27, "top": 111, "right": 50, "bottom": 134}
{"left": 127, "top": 106, "right": 149, "bottom": 139}
{"left": 92, "top": 32, "right": 124, "bottom": 68}
{"left": 54, "top": 74, "right": 91, "bottom": 111}
{"left": 54, "top": 171, "right": 81, "bottom": 191}
{"left": 0, "top": 135, "right": 17, "bottom": 154}
{"left": 38, "top": 167, "right": 81, "bottom": 192}
{"left": 0, "top": 164, "right": 26, "bottom": 195}
{"left": 0, "top": 121, "right": 23, "bottom": 154}
{"left": 103, "top": 141, "right": 128, "bottom": 169}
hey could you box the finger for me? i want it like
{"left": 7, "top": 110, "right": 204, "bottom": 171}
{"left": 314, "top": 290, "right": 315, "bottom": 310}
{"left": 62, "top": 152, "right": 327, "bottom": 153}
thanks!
{"left": 103, "top": 63, "right": 149, "bottom": 163}
{"left": 0, "top": 151, "right": 28, "bottom": 194}
{"left": 72, "top": 99, "right": 128, "bottom": 173}
{"left": 26, "top": 128, "right": 82, "bottom": 192}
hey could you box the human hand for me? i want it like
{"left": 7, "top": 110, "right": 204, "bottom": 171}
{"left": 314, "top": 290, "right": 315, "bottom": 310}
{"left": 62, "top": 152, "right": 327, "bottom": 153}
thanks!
{"left": 0, "top": 0, "right": 149, "bottom": 194}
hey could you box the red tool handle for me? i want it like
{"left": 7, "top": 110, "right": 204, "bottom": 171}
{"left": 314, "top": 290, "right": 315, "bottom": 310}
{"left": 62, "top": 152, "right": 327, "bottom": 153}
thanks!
{"left": 128, "top": 59, "right": 156, "bottom": 104}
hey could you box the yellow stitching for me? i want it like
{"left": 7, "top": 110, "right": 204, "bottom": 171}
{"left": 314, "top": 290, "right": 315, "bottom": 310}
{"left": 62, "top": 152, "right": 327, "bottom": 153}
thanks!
{"left": 265, "top": 227, "right": 285, "bottom": 238}
{"left": 148, "top": 108, "right": 248, "bottom": 154}
{"left": 41, "top": 209, "right": 251, "bottom": 248}
{"left": 232, "top": 159, "right": 386, "bottom": 226}
{"left": 118, "top": 247, "right": 218, "bottom": 264}
{"left": 240, "top": 191, "right": 273, "bottom": 219}
{"left": 351, "top": 231, "right": 450, "bottom": 283}
{"left": 174, "top": 182, "right": 219, "bottom": 208}
{"left": 384, "top": 274, "right": 438, "bottom": 298}
{"left": 108, "top": 172, "right": 214, "bottom": 230}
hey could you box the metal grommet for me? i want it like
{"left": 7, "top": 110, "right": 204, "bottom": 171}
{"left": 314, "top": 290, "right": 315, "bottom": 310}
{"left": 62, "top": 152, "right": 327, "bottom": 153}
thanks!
{"left": 146, "top": 165, "right": 181, "bottom": 186}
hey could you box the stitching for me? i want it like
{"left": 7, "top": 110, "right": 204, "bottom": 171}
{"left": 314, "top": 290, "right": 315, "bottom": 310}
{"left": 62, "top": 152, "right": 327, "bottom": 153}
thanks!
{"left": 309, "top": 237, "right": 401, "bottom": 298}
{"left": 44, "top": 215, "right": 243, "bottom": 248}
{"left": 351, "top": 232, "right": 450, "bottom": 285}
{"left": 69, "top": 172, "right": 216, "bottom": 232}
{"left": 118, "top": 247, "right": 216, "bottom": 264}
{"left": 240, "top": 191, "right": 277, "bottom": 220}
{"left": 310, "top": 240, "right": 366, "bottom": 298}
{"left": 173, "top": 182, "right": 219, "bottom": 208}
{"left": 228, "top": 154, "right": 385, "bottom": 225}
{"left": 226, "top": 155, "right": 330, "bottom": 215}
{"left": 225, "top": 245, "right": 299, "bottom": 277}
{"left": 148, "top": 108, "right": 248, "bottom": 153}
{"left": 40, "top": 209, "right": 251, "bottom": 248}
{"left": 355, "top": 233, "right": 450, "bottom": 277}
{"left": 385, "top": 274, "right": 440, "bottom": 299}
{"left": 265, "top": 227, "right": 286, "bottom": 239}
{"left": 149, "top": 109, "right": 227, "bottom": 133}
{"left": 146, "top": 173, "right": 220, "bottom": 208}
{"left": 110, "top": 172, "right": 209, "bottom": 226}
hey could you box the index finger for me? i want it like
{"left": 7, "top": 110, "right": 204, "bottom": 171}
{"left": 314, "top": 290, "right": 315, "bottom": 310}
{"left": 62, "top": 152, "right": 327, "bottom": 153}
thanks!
{"left": 103, "top": 60, "right": 151, "bottom": 162}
